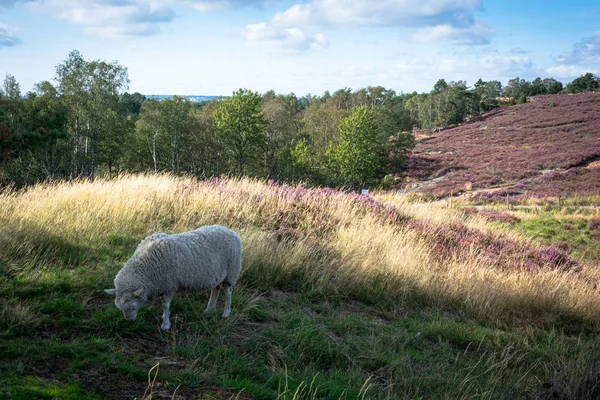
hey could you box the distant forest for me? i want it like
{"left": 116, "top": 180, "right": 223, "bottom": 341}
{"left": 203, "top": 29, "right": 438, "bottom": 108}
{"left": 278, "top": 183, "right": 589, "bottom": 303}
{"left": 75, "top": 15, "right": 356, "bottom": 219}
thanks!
{"left": 1, "top": 50, "right": 599, "bottom": 188}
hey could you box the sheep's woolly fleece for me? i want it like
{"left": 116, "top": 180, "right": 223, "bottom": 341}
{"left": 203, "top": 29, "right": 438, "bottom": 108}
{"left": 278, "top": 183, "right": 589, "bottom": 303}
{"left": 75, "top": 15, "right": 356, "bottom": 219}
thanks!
{"left": 114, "top": 225, "right": 241, "bottom": 297}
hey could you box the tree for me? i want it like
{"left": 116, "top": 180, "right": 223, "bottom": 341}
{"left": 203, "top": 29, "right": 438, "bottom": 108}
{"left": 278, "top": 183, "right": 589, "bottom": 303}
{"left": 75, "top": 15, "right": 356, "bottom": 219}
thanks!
{"left": 300, "top": 95, "right": 349, "bottom": 167}
{"left": 261, "top": 91, "right": 299, "bottom": 179}
{"left": 474, "top": 79, "right": 502, "bottom": 111}
{"left": 328, "top": 106, "right": 385, "bottom": 188}
{"left": 566, "top": 73, "right": 600, "bottom": 93}
{"left": 543, "top": 78, "right": 563, "bottom": 94}
{"left": 431, "top": 79, "right": 449, "bottom": 94}
{"left": 136, "top": 100, "right": 168, "bottom": 172}
{"left": 162, "top": 96, "right": 194, "bottom": 174}
{"left": 0, "top": 74, "right": 23, "bottom": 163}
{"left": 290, "top": 138, "right": 319, "bottom": 183}
{"left": 55, "top": 50, "right": 129, "bottom": 180}
{"left": 213, "top": 88, "right": 267, "bottom": 177}
{"left": 0, "top": 76, "right": 70, "bottom": 185}
{"left": 118, "top": 92, "right": 146, "bottom": 122}
{"left": 189, "top": 99, "right": 223, "bottom": 178}
{"left": 2, "top": 73, "right": 21, "bottom": 100}
{"left": 22, "top": 84, "right": 69, "bottom": 180}
{"left": 504, "top": 77, "right": 531, "bottom": 100}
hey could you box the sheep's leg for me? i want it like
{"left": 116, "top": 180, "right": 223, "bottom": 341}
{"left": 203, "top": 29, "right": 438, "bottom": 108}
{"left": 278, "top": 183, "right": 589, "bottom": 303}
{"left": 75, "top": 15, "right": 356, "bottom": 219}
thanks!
{"left": 222, "top": 284, "right": 232, "bottom": 318}
{"left": 204, "top": 286, "right": 220, "bottom": 313}
{"left": 161, "top": 293, "right": 174, "bottom": 331}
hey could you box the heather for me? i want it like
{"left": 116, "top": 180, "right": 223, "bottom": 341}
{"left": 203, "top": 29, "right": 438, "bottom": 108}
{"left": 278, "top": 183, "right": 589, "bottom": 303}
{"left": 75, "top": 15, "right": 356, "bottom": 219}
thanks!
{"left": 463, "top": 207, "right": 521, "bottom": 224}
{"left": 2, "top": 174, "right": 600, "bottom": 399}
{"left": 402, "top": 93, "right": 600, "bottom": 199}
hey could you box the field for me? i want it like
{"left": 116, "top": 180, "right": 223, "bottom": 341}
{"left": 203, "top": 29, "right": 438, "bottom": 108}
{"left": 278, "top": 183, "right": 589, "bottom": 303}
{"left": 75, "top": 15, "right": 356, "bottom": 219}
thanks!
{"left": 402, "top": 92, "right": 600, "bottom": 203}
{"left": 1, "top": 174, "right": 600, "bottom": 399}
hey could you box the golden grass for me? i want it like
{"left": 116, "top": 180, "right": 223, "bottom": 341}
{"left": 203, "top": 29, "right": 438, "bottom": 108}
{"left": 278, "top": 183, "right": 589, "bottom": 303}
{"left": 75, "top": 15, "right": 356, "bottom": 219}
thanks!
{"left": 2, "top": 173, "right": 599, "bottom": 328}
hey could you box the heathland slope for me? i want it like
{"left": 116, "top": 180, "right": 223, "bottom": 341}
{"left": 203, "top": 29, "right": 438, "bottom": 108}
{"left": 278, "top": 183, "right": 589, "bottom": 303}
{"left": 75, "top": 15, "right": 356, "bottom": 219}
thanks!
{"left": 402, "top": 92, "right": 600, "bottom": 200}
{"left": 2, "top": 175, "right": 600, "bottom": 399}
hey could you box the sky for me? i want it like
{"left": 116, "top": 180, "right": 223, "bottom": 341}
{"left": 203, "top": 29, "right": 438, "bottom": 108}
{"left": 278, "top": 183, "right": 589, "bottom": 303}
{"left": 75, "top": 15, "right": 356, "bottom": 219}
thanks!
{"left": 0, "top": 0, "right": 599, "bottom": 96}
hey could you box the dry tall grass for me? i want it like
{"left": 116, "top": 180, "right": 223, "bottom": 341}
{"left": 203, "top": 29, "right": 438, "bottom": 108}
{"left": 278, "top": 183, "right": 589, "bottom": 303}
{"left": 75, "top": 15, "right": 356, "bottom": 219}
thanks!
{"left": 2, "top": 173, "right": 599, "bottom": 328}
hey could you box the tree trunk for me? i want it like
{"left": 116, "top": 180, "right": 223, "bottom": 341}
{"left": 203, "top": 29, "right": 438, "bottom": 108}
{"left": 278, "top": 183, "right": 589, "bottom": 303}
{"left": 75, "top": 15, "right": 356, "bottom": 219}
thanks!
{"left": 73, "top": 116, "right": 79, "bottom": 180}
{"left": 152, "top": 129, "right": 158, "bottom": 173}
{"left": 90, "top": 130, "right": 97, "bottom": 181}
{"left": 238, "top": 155, "right": 244, "bottom": 178}
{"left": 171, "top": 133, "right": 177, "bottom": 174}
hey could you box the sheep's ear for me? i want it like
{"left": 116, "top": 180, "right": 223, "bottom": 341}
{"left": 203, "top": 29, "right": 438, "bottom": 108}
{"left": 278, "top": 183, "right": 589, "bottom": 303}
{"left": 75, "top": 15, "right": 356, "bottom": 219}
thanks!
{"left": 133, "top": 288, "right": 144, "bottom": 298}
{"left": 104, "top": 289, "right": 117, "bottom": 296}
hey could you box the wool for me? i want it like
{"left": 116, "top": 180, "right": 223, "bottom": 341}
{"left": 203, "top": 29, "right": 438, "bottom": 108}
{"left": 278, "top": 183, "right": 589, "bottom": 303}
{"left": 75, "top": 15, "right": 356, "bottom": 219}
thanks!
{"left": 105, "top": 225, "right": 242, "bottom": 330}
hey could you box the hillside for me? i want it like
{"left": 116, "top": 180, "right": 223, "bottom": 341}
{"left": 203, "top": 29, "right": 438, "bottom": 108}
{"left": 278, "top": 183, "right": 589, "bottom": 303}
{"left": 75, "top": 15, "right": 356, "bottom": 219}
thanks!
{"left": 401, "top": 93, "right": 600, "bottom": 201}
{"left": 2, "top": 175, "right": 600, "bottom": 399}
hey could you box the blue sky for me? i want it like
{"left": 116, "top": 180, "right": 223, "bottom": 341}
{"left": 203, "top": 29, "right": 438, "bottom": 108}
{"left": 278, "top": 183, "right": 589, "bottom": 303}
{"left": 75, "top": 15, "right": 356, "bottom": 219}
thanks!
{"left": 1, "top": 0, "right": 599, "bottom": 96}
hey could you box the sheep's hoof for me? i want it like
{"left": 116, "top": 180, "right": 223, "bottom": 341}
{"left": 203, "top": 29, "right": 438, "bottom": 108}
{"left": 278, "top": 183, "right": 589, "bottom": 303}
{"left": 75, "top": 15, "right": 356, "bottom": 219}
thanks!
{"left": 161, "top": 323, "right": 171, "bottom": 331}
{"left": 222, "top": 311, "right": 230, "bottom": 318}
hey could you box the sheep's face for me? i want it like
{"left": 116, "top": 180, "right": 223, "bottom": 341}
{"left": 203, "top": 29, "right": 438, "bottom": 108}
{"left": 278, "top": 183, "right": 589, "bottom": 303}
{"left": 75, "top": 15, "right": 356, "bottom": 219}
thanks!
{"left": 105, "top": 288, "right": 147, "bottom": 321}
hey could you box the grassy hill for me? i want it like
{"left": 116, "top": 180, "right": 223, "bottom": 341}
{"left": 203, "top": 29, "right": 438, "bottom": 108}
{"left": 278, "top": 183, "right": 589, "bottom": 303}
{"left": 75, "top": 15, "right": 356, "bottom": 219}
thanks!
{"left": 402, "top": 93, "right": 600, "bottom": 203}
{"left": 1, "top": 174, "right": 600, "bottom": 399}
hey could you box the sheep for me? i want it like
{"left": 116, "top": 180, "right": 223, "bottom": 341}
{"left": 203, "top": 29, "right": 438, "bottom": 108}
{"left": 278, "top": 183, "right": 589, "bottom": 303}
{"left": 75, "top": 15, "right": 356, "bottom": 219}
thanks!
{"left": 104, "top": 225, "right": 242, "bottom": 330}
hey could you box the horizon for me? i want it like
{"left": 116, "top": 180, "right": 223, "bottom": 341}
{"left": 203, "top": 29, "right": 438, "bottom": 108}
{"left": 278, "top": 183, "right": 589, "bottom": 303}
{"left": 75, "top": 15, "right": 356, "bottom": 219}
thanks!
{"left": 1, "top": 1, "right": 599, "bottom": 96}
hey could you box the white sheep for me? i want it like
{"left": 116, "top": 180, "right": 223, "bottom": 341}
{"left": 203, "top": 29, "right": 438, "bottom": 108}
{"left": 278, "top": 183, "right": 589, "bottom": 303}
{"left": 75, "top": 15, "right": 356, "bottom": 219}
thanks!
{"left": 104, "top": 225, "right": 242, "bottom": 330}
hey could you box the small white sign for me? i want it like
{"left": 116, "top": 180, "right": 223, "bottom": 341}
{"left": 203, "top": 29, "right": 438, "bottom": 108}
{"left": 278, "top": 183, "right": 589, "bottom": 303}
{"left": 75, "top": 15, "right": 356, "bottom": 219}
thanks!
{"left": 361, "top": 189, "right": 369, "bottom": 196}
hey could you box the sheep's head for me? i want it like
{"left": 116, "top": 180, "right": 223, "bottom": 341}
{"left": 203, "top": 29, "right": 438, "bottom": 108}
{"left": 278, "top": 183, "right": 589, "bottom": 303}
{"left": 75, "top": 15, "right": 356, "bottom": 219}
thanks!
{"left": 104, "top": 287, "right": 147, "bottom": 321}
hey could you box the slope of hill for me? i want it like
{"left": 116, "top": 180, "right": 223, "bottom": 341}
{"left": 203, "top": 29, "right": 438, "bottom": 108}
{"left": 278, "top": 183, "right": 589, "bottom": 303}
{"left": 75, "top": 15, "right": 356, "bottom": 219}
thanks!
{"left": 402, "top": 93, "right": 600, "bottom": 200}
{"left": 1, "top": 175, "right": 600, "bottom": 399}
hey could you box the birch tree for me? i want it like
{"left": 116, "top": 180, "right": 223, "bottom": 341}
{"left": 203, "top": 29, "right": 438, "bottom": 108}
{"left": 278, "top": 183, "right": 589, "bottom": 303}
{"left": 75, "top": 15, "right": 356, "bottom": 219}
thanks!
{"left": 55, "top": 50, "right": 129, "bottom": 180}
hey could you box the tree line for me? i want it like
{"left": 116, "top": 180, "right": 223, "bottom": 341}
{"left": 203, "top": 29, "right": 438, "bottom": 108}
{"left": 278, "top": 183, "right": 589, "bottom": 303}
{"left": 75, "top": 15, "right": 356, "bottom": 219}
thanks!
{"left": 1, "top": 50, "right": 599, "bottom": 188}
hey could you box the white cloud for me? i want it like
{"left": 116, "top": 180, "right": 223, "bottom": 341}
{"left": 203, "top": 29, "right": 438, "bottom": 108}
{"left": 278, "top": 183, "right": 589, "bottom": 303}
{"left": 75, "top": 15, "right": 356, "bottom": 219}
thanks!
{"left": 338, "top": 65, "right": 375, "bottom": 78}
{"left": 179, "top": 0, "right": 272, "bottom": 11}
{"left": 479, "top": 56, "right": 535, "bottom": 76}
{"left": 412, "top": 20, "right": 493, "bottom": 45}
{"left": 555, "top": 35, "right": 600, "bottom": 65}
{"left": 258, "top": 0, "right": 492, "bottom": 47}
{"left": 0, "top": 23, "right": 21, "bottom": 48}
{"left": 31, "top": 0, "right": 176, "bottom": 38}
{"left": 271, "top": 0, "right": 483, "bottom": 28}
{"left": 26, "top": 0, "right": 282, "bottom": 38}
{"left": 546, "top": 65, "right": 597, "bottom": 79}
{"left": 508, "top": 47, "right": 530, "bottom": 54}
{"left": 243, "top": 22, "right": 328, "bottom": 54}
{"left": 394, "top": 58, "right": 435, "bottom": 75}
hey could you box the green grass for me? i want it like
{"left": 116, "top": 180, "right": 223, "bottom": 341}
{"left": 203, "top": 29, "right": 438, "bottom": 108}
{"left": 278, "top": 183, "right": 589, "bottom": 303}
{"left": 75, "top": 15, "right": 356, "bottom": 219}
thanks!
{"left": 2, "top": 255, "right": 600, "bottom": 399}
{"left": 515, "top": 215, "right": 600, "bottom": 260}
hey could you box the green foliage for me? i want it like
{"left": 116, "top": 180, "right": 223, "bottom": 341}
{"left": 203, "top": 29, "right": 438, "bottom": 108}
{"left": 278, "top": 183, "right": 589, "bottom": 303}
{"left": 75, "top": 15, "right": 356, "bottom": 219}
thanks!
{"left": 0, "top": 77, "right": 70, "bottom": 185}
{"left": 138, "top": 96, "right": 194, "bottom": 174}
{"left": 504, "top": 77, "right": 532, "bottom": 99}
{"left": 474, "top": 79, "right": 502, "bottom": 111}
{"left": 213, "top": 88, "right": 267, "bottom": 177}
{"left": 328, "top": 106, "right": 385, "bottom": 187}
{"left": 55, "top": 49, "right": 130, "bottom": 180}
{"left": 261, "top": 91, "right": 301, "bottom": 179}
{"left": 566, "top": 72, "right": 600, "bottom": 93}
{"left": 290, "top": 138, "right": 320, "bottom": 183}
{"left": 386, "top": 131, "right": 416, "bottom": 173}
{"left": 405, "top": 81, "right": 480, "bottom": 129}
